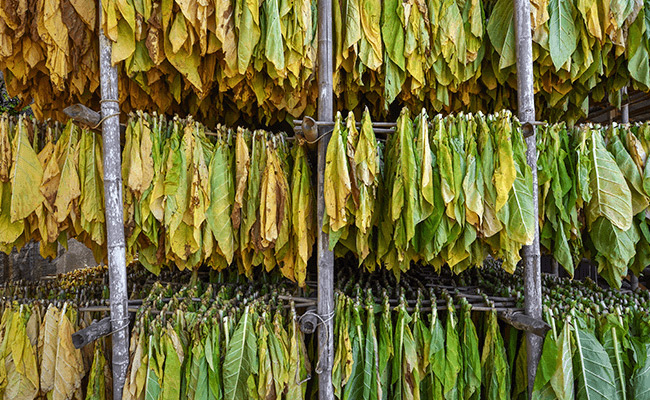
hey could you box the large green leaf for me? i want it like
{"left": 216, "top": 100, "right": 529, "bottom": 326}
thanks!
{"left": 223, "top": 307, "right": 258, "bottom": 400}
{"left": 548, "top": 0, "right": 579, "bottom": 70}
{"left": 591, "top": 217, "right": 637, "bottom": 289}
{"left": 460, "top": 305, "right": 480, "bottom": 400}
{"left": 550, "top": 318, "right": 573, "bottom": 400}
{"left": 632, "top": 343, "right": 650, "bottom": 400}
{"left": 586, "top": 131, "right": 633, "bottom": 230}
{"left": 481, "top": 310, "right": 509, "bottom": 400}
{"left": 205, "top": 140, "right": 235, "bottom": 264}
{"left": 600, "top": 316, "right": 628, "bottom": 400}
{"left": 573, "top": 322, "right": 616, "bottom": 400}
{"left": 363, "top": 298, "right": 380, "bottom": 400}
{"left": 443, "top": 305, "right": 461, "bottom": 400}
{"left": 486, "top": 0, "right": 516, "bottom": 69}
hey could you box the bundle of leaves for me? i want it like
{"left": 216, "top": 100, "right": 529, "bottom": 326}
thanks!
{"left": 122, "top": 280, "right": 311, "bottom": 400}
{"left": 538, "top": 122, "right": 650, "bottom": 288}
{"left": 325, "top": 108, "right": 535, "bottom": 277}
{"left": 0, "top": 301, "right": 112, "bottom": 400}
{"left": 332, "top": 288, "right": 525, "bottom": 400}
{"left": 0, "top": 0, "right": 318, "bottom": 126}
{"left": 0, "top": 112, "right": 316, "bottom": 287}
{"left": 475, "top": 263, "right": 650, "bottom": 400}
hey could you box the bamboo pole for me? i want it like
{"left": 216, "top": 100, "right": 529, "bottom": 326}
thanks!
{"left": 317, "top": 0, "right": 335, "bottom": 396}
{"left": 512, "top": 1, "right": 543, "bottom": 395}
{"left": 98, "top": 2, "right": 130, "bottom": 397}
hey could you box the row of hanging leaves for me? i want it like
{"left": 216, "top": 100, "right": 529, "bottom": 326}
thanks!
{"left": 0, "top": 301, "right": 111, "bottom": 400}
{"left": 121, "top": 281, "right": 311, "bottom": 400}
{"left": 3, "top": 107, "right": 650, "bottom": 290}
{"left": 537, "top": 122, "right": 650, "bottom": 289}
{"left": 2, "top": 0, "right": 649, "bottom": 125}
{"left": 0, "top": 113, "right": 106, "bottom": 262}
{"left": 333, "top": 289, "right": 526, "bottom": 400}
{"left": 0, "top": 112, "right": 316, "bottom": 287}
{"left": 477, "top": 263, "right": 650, "bottom": 400}
{"left": 334, "top": 0, "right": 650, "bottom": 123}
{"left": 0, "top": 0, "right": 318, "bottom": 126}
{"left": 324, "top": 108, "right": 535, "bottom": 277}
{"left": 325, "top": 108, "right": 650, "bottom": 289}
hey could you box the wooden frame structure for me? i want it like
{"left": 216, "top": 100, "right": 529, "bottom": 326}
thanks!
{"left": 91, "top": 0, "right": 546, "bottom": 397}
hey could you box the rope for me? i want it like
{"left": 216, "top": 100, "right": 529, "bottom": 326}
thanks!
{"left": 109, "top": 315, "right": 131, "bottom": 335}
{"left": 298, "top": 309, "right": 335, "bottom": 374}
{"left": 302, "top": 128, "right": 334, "bottom": 145}
{"left": 91, "top": 112, "right": 120, "bottom": 129}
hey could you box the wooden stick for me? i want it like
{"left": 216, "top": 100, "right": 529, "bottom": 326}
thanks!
{"left": 513, "top": 0, "right": 543, "bottom": 390}
{"left": 98, "top": 2, "right": 130, "bottom": 397}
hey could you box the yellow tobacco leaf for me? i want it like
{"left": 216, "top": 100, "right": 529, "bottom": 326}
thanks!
{"left": 260, "top": 146, "right": 280, "bottom": 247}
{"left": 10, "top": 118, "right": 44, "bottom": 222}
{"left": 493, "top": 115, "right": 515, "bottom": 213}
{"left": 231, "top": 128, "right": 250, "bottom": 229}
{"left": 0, "top": 182, "right": 24, "bottom": 245}
{"left": 6, "top": 310, "right": 39, "bottom": 399}
{"left": 53, "top": 308, "right": 84, "bottom": 400}
{"left": 139, "top": 118, "right": 154, "bottom": 195}
{"left": 38, "top": 305, "right": 59, "bottom": 395}
{"left": 324, "top": 113, "right": 352, "bottom": 232}
{"left": 0, "top": 117, "right": 11, "bottom": 182}
{"left": 53, "top": 124, "right": 81, "bottom": 224}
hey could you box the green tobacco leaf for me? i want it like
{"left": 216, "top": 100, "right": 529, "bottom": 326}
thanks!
{"left": 145, "top": 336, "right": 162, "bottom": 400}
{"left": 587, "top": 131, "right": 633, "bottom": 230}
{"left": 591, "top": 217, "right": 637, "bottom": 289}
{"left": 443, "top": 305, "right": 461, "bottom": 400}
{"left": 548, "top": 0, "right": 578, "bottom": 70}
{"left": 632, "top": 343, "right": 650, "bottom": 400}
{"left": 499, "top": 156, "right": 535, "bottom": 245}
{"left": 486, "top": 0, "right": 516, "bottom": 69}
{"left": 161, "top": 326, "right": 183, "bottom": 400}
{"left": 205, "top": 140, "right": 235, "bottom": 264}
{"left": 460, "top": 305, "right": 480, "bottom": 400}
{"left": 481, "top": 310, "right": 509, "bottom": 400}
{"left": 550, "top": 318, "right": 573, "bottom": 400}
{"left": 223, "top": 307, "right": 258, "bottom": 400}
{"left": 573, "top": 322, "right": 616, "bottom": 400}
{"left": 363, "top": 299, "right": 380, "bottom": 400}
{"left": 600, "top": 316, "right": 628, "bottom": 400}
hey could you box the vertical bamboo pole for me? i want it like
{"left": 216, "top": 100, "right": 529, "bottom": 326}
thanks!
{"left": 98, "top": 2, "right": 130, "bottom": 397}
{"left": 316, "top": 0, "right": 334, "bottom": 398}
{"left": 512, "top": 1, "right": 542, "bottom": 395}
